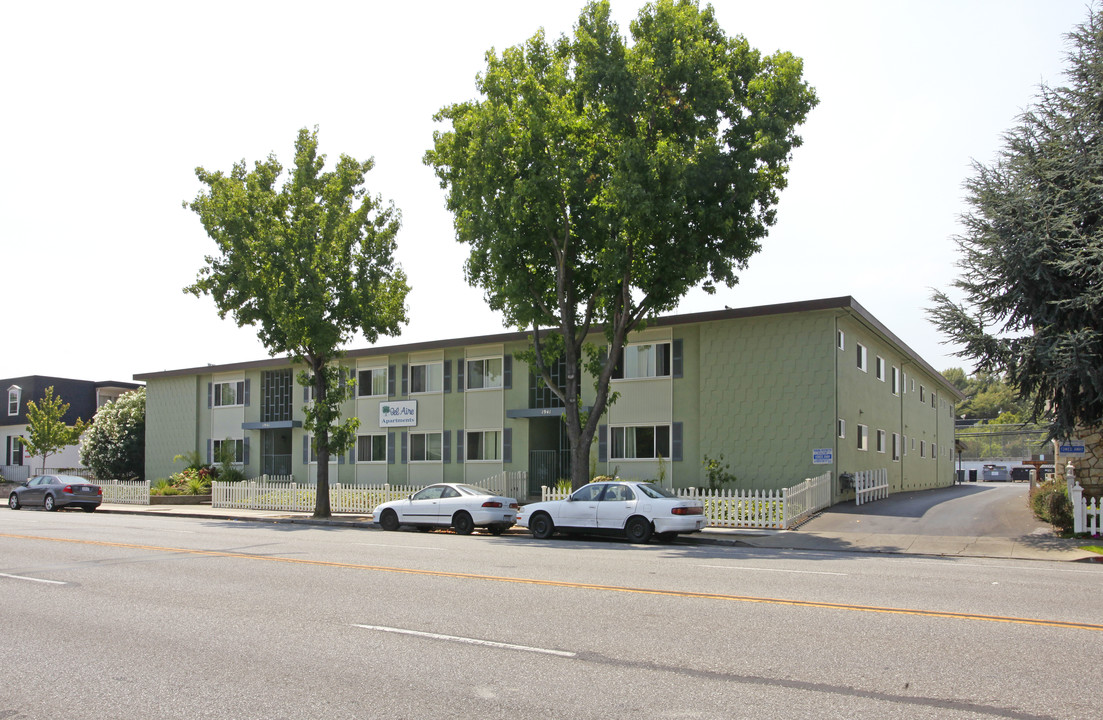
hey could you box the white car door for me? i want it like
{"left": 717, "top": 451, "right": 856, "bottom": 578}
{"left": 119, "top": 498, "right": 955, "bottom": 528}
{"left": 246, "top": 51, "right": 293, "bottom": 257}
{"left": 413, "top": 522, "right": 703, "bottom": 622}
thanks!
{"left": 557, "top": 483, "right": 603, "bottom": 528}
{"left": 596, "top": 483, "right": 638, "bottom": 530}
{"left": 402, "top": 485, "right": 445, "bottom": 524}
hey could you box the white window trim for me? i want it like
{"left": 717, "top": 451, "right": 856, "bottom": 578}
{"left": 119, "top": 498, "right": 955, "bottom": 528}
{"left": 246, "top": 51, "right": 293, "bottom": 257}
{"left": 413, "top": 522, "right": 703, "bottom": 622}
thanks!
{"left": 8, "top": 385, "right": 21, "bottom": 416}
{"left": 212, "top": 380, "right": 245, "bottom": 408}
{"left": 837, "top": 330, "right": 845, "bottom": 351}
{"left": 356, "top": 433, "right": 388, "bottom": 463}
{"left": 212, "top": 438, "right": 245, "bottom": 464}
{"left": 892, "top": 433, "right": 901, "bottom": 462}
{"left": 857, "top": 424, "right": 868, "bottom": 451}
{"left": 357, "top": 367, "right": 388, "bottom": 398}
{"left": 465, "top": 428, "right": 503, "bottom": 462}
{"left": 856, "top": 343, "right": 867, "bottom": 372}
{"left": 410, "top": 363, "right": 444, "bottom": 395}
{"left": 465, "top": 357, "right": 504, "bottom": 392}
{"left": 891, "top": 367, "right": 900, "bottom": 396}
{"left": 837, "top": 418, "right": 845, "bottom": 439}
{"left": 609, "top": 424, "right": 672, "bottom": 460}
{"left": 875, "top": 356, "right": 885, "bottom": 382}
{"left": 615, "top": 342, "right": 673, "bottom": 381}
{"left": 876, "top": 429, "right": 886, "bottom": 454}
{"left": 408, "top": 431, "right": 443, "bottom": 463}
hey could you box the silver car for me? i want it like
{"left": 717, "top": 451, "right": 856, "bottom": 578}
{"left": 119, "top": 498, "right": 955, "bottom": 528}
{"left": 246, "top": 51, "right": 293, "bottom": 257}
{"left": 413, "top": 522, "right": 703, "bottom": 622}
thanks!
{"left": 8, "top": 474, "right": 103, "bottom": 512}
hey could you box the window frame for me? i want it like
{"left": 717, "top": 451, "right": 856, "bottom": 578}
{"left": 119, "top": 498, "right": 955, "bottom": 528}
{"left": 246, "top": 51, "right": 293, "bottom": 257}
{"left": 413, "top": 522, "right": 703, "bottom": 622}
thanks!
{"left": 856, "top": 343, "right": 867, "bottom": 372}
{"left": 837, "top": 418, "right": 845, "bottom": 439}
{"left": 614, "top": 342, "right": 672, "bottom": 380}
{"left": 465, "top": 357, "right": 503, "bottom": 391}
{"left": 213, "top": 380, "right": 245, "bottom": 408}
{"left": 213, "top": 438, "right": 245, "bottom": 464}
{"left": 356, "top": 433, "right": 388, "bottom": 463}
{"left": 410, "top": 363, "right": 443, "bottom": 395}
{"left": 857, "top": 424, "right": 869, "bottom": 451}
{"left": 409, "top": 432, "right": 443, "bottom": 462}
{"left": 891, "top": 366, "right": 900, "bottom": 396}
{"left": 875, "top": 356, "right": 885, "bottom": 382}
{"left": 465, "top": 429, "right": 502, "bottom": 461}
{"left": 357, "top": 367, "right": 388, "bottom": 398}
{"left": 876, "top": 429, "right": 886, "bottom": 454}
{"left": 7, "top": 386, "right": 20, "bottom": 416}
{"left": 609, "top": 424, "right": 672, "bottom": 460}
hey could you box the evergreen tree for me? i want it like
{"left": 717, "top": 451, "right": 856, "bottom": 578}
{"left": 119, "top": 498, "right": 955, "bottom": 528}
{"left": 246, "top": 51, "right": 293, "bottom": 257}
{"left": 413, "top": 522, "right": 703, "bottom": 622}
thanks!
{"left": 930, "top": 6, "right": 1103, "bottom": 442}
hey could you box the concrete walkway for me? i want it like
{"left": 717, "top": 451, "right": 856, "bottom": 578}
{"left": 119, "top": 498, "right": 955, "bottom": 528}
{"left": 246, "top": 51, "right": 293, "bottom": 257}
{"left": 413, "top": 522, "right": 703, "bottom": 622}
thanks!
{"left": 92, "top": 493, "right": 1101, "bottom": 563}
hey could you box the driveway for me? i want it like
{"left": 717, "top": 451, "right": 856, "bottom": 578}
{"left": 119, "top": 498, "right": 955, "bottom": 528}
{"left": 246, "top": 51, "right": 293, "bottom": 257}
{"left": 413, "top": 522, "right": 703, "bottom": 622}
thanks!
{"left": 801, "top": 481, "right": 1050, "bottom": 538}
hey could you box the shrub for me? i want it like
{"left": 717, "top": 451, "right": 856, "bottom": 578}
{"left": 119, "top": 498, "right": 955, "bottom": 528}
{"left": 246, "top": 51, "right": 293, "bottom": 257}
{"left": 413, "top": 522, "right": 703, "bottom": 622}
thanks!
{"left": 1031, "top": 480, "right": 1074, "bottom": 532}
{"left": 80, "top": 388, "right": 145, "bottom": 481}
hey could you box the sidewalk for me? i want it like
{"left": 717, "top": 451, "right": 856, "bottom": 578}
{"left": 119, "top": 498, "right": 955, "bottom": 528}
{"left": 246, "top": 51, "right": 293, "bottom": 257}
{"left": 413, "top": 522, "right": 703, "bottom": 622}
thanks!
{"left": 95, "top": 502, "right": 1101, "bottom": 562}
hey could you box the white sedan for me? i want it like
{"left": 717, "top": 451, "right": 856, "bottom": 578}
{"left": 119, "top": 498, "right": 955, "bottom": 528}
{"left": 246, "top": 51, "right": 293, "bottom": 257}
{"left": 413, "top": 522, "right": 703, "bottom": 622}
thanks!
{"left": 373, "top": 483, "right": 519, "bottom": 535}
{"left": 517, "top": 481, "right": 706, "bottom": 543}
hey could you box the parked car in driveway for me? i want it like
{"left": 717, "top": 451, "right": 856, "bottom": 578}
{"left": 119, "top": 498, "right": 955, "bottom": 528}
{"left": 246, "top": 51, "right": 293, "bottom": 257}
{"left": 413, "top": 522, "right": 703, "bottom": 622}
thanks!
{"left": 516, "top": 480, "right": 707, "bottom": 543}
{"left": 981, "top": 464, "right": 1011, "bottom": 482}
{"left": 373, "top": 483, "right": 519, "bottom": 535}
{"left": 8, "top": 475, "right": 102, "bottom": 512}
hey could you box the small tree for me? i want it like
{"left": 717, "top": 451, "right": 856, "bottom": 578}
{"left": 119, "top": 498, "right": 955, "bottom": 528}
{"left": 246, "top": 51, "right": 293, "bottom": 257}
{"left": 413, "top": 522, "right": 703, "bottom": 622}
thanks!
{"left": 20, "top": 386, "right": 88, "bottom": 473}
{"left": 81, "top": 387, "right": 145, "bottom": 481}
{"left": 185, "top": 127, "right": 409, "bottom": 518}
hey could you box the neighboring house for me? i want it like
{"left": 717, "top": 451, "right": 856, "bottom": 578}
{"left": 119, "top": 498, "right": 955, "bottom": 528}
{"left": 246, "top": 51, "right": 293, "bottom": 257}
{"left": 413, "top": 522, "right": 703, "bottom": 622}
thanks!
{"left": 2, "top": 376, "right": 142, "bottom": 480}
{"left": 135, "top": 297, "right": 963, "bottom": 503}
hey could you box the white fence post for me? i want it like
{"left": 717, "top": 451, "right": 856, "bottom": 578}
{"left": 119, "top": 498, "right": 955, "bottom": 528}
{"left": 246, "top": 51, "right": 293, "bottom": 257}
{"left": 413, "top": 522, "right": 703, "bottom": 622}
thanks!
{"left": 1072, "top": 481, "right": 1085, "bottom": 534}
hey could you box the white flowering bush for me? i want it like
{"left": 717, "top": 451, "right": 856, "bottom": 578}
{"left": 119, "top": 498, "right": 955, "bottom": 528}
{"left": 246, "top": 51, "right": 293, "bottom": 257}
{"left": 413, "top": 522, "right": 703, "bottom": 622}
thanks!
{"left": 80, "top": 387, "right": 145, "bottom": 481}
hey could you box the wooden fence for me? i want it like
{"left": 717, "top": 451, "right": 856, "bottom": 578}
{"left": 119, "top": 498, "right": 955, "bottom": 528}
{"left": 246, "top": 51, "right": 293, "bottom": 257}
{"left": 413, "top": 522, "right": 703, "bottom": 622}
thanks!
{"left": 854, "top": 468, "right": 889, "bottom": 506}
{"left": 540, "top": 472, "right": 833, "bottom": 530}
{"left": 1071, "top": 482, "right": 1100, "bottom": 535}
{"left": 99, "top": 480, "right": 150, "bottom": 505}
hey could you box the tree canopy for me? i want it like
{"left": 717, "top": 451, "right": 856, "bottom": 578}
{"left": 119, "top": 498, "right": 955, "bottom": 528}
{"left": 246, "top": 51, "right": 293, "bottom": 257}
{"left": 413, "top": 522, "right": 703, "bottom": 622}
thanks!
{"left": 425, "top": 0, "right": 817, "bottom": 486}
{"left": 19, "top": 386, "right": 88, "bottom": 473}
{"left": 80, "top": 387, "right": 145, "bottom": 481}
{"left": 185, "top": 128, "right": 409, "bottom": 516}
{"left": 930, "top": 7, "right": 1103, "bottom": 442}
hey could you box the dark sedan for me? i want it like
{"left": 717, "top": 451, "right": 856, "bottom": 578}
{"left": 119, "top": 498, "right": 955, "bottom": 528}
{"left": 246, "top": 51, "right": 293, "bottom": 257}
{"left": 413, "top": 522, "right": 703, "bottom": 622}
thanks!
{"left": 8, "top": 474, "right": 102, "bottom": 512}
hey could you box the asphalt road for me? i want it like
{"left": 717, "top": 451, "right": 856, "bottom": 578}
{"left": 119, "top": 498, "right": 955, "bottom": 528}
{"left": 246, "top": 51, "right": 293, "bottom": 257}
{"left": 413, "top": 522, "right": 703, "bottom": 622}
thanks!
{"left": 2, "top": 508, "right": 1100, "bottom": 719}
{"left": 802, "top": 481, "right": 1052, "bottom": 537}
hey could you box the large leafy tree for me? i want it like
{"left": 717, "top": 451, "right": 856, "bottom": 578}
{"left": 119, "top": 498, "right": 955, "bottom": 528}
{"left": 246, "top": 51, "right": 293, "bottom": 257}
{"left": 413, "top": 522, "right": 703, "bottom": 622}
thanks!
{"left": 930, "top": 7, "right": 1103, "bottom": 445}
{"left": 80, "top": 387, "right": 145, "bottom": 481}
{"left": 425, "top": 0, "right": 817, "bottom": 488}
{"left": 185, "top": 128, "right": 409, "bottom": 517}
{"left": 19, "top": 386, "right": 88, "bottom": 474}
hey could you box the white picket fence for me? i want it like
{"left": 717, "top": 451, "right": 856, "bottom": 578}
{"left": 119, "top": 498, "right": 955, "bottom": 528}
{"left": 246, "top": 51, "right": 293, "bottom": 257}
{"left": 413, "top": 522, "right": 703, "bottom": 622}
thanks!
{"left": 540, "top": 472, "right": 833, "bottom": 530}
{"left": 99, "top": 479, "right": 150, "bottom": 505}
{"left": 212, "top": 471, "right": 528, "bottom": 513}
{"left": 854, "top": 468, "right": 889, "bottom": 506}
{"left": 1071, "top": 482, "right": 1101, "bottom": 535}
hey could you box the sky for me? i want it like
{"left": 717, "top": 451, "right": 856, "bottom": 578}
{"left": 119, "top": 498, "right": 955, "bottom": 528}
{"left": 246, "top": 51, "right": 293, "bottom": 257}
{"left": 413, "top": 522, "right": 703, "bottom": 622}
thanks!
{"left": 1, "top": 0, "right": 1092, "bottom": 383}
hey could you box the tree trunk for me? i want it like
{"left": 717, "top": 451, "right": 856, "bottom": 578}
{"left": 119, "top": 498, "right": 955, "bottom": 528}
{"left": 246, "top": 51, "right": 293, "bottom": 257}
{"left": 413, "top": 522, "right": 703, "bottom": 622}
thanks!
{"left": 312, "top": 364, "right": 332, "bottom": 519}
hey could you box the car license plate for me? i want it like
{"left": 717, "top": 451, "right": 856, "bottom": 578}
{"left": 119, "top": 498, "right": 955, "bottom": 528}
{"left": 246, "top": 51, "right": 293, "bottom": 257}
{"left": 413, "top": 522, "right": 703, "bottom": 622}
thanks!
{"left": 502, "top": 514, "right": 514, "bottom": 522}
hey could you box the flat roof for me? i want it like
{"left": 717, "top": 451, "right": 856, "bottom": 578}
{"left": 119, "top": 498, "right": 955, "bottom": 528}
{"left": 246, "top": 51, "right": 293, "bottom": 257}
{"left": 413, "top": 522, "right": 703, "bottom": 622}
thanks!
{"left": 134, "top": 296, "right": 963, "bottom": 400}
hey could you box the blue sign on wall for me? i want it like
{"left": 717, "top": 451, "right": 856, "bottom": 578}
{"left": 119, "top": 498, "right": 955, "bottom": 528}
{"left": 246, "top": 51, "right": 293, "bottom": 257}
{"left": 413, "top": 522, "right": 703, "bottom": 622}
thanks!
{"left": 812, "top": 448, "right": 834, "bottom": 465}
{"left": 1059, "top": 444, "right": 1086, "bottom": 455}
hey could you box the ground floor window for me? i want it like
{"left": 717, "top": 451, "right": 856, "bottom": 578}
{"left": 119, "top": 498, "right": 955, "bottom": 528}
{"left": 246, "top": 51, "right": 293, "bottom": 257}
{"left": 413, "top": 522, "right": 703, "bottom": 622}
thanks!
{"left": 213, "top": 438, "right": 244, "bottom": 464}
{"left": 466, "top": 430, "right": 501, "bottom": 461}
{"left": 610, "top": 425, "right": 670, "bottom": 460}
{"left": 357, "top": 434, "right": 387, "bottom": 463}
{"left": 410, "top": 432, "right": 442, "bottom": 462}
{"left": 857, "top": 424, "right": 869, "bottom": 451}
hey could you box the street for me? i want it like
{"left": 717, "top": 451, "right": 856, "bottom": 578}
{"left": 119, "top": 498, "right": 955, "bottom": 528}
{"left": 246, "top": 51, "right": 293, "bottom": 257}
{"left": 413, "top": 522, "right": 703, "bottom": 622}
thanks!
{"left": 2, "top": 509, "right": 1100, "bottom": 719}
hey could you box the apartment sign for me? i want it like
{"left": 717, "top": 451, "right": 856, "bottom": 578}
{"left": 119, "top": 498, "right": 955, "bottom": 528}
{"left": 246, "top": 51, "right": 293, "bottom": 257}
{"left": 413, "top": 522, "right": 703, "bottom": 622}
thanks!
{"left": 812, "top": 448, "right": 834, "bottom": 465}
{"left": 379, "top": 400, "right": 417, "bottom": 427}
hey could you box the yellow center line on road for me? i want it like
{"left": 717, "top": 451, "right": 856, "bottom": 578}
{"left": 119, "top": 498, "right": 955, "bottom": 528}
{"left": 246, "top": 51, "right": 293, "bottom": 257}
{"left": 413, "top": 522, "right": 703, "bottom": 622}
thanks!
{"left": 6, "top": 532, "right": 1102, "bottom": 633}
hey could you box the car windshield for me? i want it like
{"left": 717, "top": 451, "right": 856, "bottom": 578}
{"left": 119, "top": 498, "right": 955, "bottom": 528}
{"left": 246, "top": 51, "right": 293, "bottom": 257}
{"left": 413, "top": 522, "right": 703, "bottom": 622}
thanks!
{"left": 454, "top": 484, "right": 493, "bottom": 496}
{"left": 636, "top": 483, "right": 676, "bottom": 499}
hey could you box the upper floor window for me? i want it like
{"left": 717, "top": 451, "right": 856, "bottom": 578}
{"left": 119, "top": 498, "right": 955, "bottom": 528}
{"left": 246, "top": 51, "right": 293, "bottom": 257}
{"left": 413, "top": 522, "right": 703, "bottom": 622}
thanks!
{"left": 261, "top": 369, "right": 293, "bottom": 423}
{"left": 410, "top": 363, "right": 443, "bottom": 394}
{"left": 856, "top": 343, "right": 867, "bottom": 372}
{"left": 875, "top": 356, "right": 885, "bottom": 381}
{"left": 466, "top": 358, "right": 503, "bottom": 390}
{"left": 213, "top": 381, "right": 244, "bottom": 407}
{"left": 7, "top": 386, "right": 20, "bottom": 416}
{"left": 614, "top": 342, "right": 671, "bottom": 380}
{"left": 837, "top": 330, "right": 845, "bottom": 350}
{"left": 857, "top": 424, "right": 869, "bottom": 451}
{"left": 919, "top": 385, "right": 926, "bottom": 403}
{"left": 891, "top": 367, "right": 900, "bottom": 396}
{"left": 358, "top": 368, "right": 388, "bottom": 397}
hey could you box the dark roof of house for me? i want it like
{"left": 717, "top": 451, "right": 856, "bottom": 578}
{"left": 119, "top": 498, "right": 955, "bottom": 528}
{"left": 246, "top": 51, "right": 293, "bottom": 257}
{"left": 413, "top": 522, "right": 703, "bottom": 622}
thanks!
{"left": 133, "top": 296, "right": 964, "bottom": 399}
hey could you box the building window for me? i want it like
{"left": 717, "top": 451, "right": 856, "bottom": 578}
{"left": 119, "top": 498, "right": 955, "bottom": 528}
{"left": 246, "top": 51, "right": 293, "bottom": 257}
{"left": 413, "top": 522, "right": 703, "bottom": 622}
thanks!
{"left": 614, "top": 342, "right": 672, "bottom": 380}
{"left": 875, "top": 356, "right": 885, "bottom": 381}
{"left": 213, "top": 438, "right": 244, "bottom": 463}
{"left": 920, "top": 440, "right": 925, "bottom": 458}
{"left": 891, "top": 367, "right": 900, "bottom": 396}
{"left": 7, "top": 386, "right": 20, "bottom": 416}
{"left": 856, "top": 343, "right": 867, "bottom": 372}
{"left": 857, "top": 424, "right": 868, "bottom": 451}
{"left": 466, "top": 430, "right": 502, "bottom": 461}
{"left": 358, "top": 368, "right": 387, "bottom": 397}
{"left": 262, "top": 369, "right": 293, "bottom": 423}
{"left": 919, "top": 385, "right": 926, "bottom": 403}
{"left": 931, "top": 391, "right": 937, "bottom": 409}
{"left": 932, "top": 443, "right": 937, "bottom": 459}
{"left": 213, "top": 381, "right": 245, "bottom": 407}
{"left": 357, "top": 434, "right": 387, "bottom": 463}
{"left": 466, "top": 358, "right": 503, "bottom": 390}
{"left": 876, "top": 430, "right": 886, "bottom": 453}
{"left": 409, "top": 432, "right": 442, "bottom": 462}
{"left": 410, "top": 363, "right": 443, "bottom": 394}
{"left": 837, "top": 418, "right": 845, "bottom": 438}
{"left": 610, "top": 425, "right": 671, "bottom": 460}
{"left": 837, "top": 330, "right": 845, "bottom": 350}
{"left": 892, "top": 433, "right": 901, "bottom": 461}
